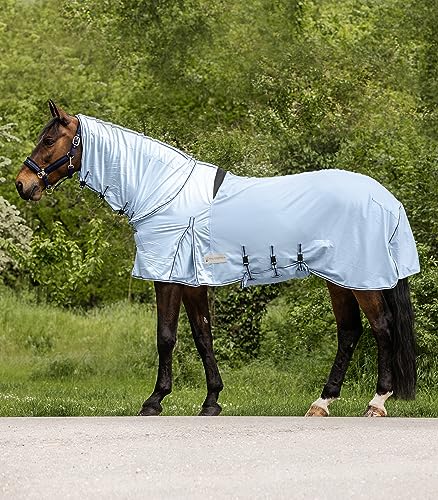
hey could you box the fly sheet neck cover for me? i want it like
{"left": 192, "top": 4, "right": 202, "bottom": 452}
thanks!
{"left": 78, "top": 114, "right": 420, "bottom": 290}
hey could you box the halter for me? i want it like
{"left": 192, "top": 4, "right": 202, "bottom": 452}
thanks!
{"left": 23, "top": 120, "right": 81, "bottom": 192}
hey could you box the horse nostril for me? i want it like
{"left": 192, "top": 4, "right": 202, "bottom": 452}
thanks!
{"left": 16, "top": 180, "right": 24, "bottom": 195}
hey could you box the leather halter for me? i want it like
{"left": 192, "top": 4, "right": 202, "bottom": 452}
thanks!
{"left": 23, "top": 120, "right": 81, "bottom": 192}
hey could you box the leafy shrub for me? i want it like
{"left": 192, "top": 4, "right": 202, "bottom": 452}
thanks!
{"left": 1, "top": 0, "right": 437, "bottom": 376}
{"left": 410, "top": 245, "right": 438, "bottom": 386}
{"left": 0, "top": 120, "right": 32, "bottom": 281}
{"left": 0, "top": 197, "right": 32, "bottom": 278}
{"left": 25, "top": 219, "right": 109, "bottom": 307}
{"left": 259, "top": 277, "right": 336, "bottom": 367}
{"left": 211, "top": 284, "right": 279, "bottom": 364}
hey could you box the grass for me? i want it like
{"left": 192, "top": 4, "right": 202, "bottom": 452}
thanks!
{"left": 0, "top": 287, "right": 437, "bottom": 417}
{"left": 1, "top": 370, "right": 437, "bottom": 418}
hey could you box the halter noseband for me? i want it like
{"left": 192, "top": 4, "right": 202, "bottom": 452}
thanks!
{"left": 23, "top": 120, "right": 82, "bottom": 192}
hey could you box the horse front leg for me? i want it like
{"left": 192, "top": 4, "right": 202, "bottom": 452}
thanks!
{"left": 182, "top": 286, "right": 223, "bottom": 416}
{"left": 306, "top": 282, "right": 363, "bottom": 417}
{"left": 139, "top": 282, "right": 183, "bottom": 416}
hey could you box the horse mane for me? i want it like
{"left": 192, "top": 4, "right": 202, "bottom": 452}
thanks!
{"left": 38, "top": 117, "right": 60, "bottom": 141}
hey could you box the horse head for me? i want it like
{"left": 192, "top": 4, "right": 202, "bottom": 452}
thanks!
{"left": 15, "top": 100, "right": 82, "bottom": 201}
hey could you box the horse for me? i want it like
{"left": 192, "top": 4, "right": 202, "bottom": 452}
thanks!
{"left": 15, "top": 100, "right": 419, "bottom": 417}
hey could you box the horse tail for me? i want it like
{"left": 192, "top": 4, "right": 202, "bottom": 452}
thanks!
{"left": 383, "top": 278, "right": 417, "bottom": 399}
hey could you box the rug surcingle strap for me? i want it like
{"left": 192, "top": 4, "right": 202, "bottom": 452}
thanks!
{"left": 241, "top": 246, "right": 254, "bottom": 281}
{"left": 99, "top": 186, "right": 109, "bottom": 199}
{"left": 297, "top": 243, "right": 304, "bottom": 271}
{"left": 270, "top": 245, "right": 280, "bottom": 277}
{"left": 118, "top": 202, "right": 129, "bottom": 215}
{"left": 80, "top": 171, "right": 90, "bottom": 188}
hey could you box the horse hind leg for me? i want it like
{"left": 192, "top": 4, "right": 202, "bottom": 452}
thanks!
{"left": 182, "top": 285, "right": 223, "bottom": 416}
{"left": 353, "top": 290, "right": 395, "bottom": 417}
{"left": 362, "top": 278, "right": 416, "bottom": 417}
{"left": 306, "top": 282, "right": 363, "bottom": 417}
{"left": 363, "top": 391, "right": 393, "bottom": 417}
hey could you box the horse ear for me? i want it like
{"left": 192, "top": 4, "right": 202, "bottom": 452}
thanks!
{"left": 48, "top": 99, "right": 70, "bottom": 126}
{"left": 48, "top": 99, "right": 60, "bottom": 118}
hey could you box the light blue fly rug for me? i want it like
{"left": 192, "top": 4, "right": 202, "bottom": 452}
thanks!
{"left": 77, "top": 115, "right": 420, "bottom": 290}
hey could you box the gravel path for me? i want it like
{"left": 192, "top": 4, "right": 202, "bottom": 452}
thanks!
{"left": 1, "top": 417, "right": 437, "bottom": 499}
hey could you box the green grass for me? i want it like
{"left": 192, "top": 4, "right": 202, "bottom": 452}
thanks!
{"left": 1, "top": 369, "right": 437, "bottom": 417}
{"left": 1, "top": 287, "right": 437, "bottom": 417}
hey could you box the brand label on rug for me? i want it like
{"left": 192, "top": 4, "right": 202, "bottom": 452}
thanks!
{"left": 204, "top": 254, "right": 228, "bottom": 264}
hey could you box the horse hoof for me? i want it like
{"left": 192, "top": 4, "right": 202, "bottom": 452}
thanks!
{"left": 198, "top": 404, "right": 222, "bottom": 416}
{"left": 363, "top": 405, "right": 387, "bottom": 417}
{"left": 305, "top": 405, "right": 329, "bottom": 417}
{"left": 138, "top": 402, "right": 162, "bottom": 416}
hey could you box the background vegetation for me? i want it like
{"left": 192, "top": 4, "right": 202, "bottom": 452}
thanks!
{"left": 0, "top": 0, "right": 437, "bottom": 415}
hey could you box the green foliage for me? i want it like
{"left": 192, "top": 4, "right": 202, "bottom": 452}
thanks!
{"left": 0, "top": 119, "right": 32, "bottom": 281}
{"left": 32, "top": 355, "right": 97, "bottom": 380}
{"left": 0, "top": 196, "right": 32, "bottom": 278}
{"left": 24, "top": 331, "right": 55, "bottom": 354}
{"left": 1, "top": 287, "right": 436, "bottom": 417}
{"left": 260, "top": 277, "right": 336, "bottom": 365}
{"left": 411, "top": 245, "right": 438, "bottom": 386}
{"left": 211, "top": 285, "right": 279, "bottom": 364}
{"left": 0, "top": 286, "right": 158, "bottom": 380}
{"left": 25, "top": 219, "right": 109, "bottom": 307}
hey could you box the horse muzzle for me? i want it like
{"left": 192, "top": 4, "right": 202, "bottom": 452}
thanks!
{"left": 15, "top": 168, "right": 43, "bottom": 201}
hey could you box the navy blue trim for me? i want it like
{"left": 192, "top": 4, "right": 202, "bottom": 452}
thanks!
{"left": 140, "top": 162, "right": 197, "bottom": 220}
{"left": 168, "top": 218, "right": 194, "bottom": 280}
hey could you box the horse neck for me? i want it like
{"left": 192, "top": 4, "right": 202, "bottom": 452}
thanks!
{"left": 78, "top": 114, "right": 196, "bottom": 220}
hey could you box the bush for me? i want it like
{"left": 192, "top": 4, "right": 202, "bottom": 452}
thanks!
{"left": 211, "top": 284, "right": 279, "bottom": 364}
{"left": 260, "top": 277, "right": 336, "bottom": 366}
{"left": 25, "top": 219, "right": 109, "bottom": 307}
{"left": 411, "top": 245, "right": 438, "bottom": 386}
{"left": 0, "top": 119, "right": 32, "bottom": 282}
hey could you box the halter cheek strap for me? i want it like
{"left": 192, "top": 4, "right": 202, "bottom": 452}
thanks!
{"left": 24, "top": 121, "right": 82, "bottom": 191}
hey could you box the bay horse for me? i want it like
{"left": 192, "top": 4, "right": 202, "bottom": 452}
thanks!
{"left": 15, "top": 101, "right": 418, "bottom": 417}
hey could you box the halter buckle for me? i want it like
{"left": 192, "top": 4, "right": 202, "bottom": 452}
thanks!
{"left": 72, "top": 135, "right": 81, "bottom": 147}
{"left": 37, "top": 171, "right": 47, "bottom": 179}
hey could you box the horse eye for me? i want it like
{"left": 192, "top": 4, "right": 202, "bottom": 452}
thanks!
{"left": 43, "top": 137, "right": 55, "bottom": 147}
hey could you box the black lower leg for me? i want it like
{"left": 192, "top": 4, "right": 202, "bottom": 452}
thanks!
{"left": 372, "top": 320, "right": 393, "bottom": 395}
{"left": 322, "top": 283, "right": 363, "bottom": 400}
{"left": 353, "top": 291, "right": 393, "bottom": 396}
{"left": 183, "top": 286, "right": 223, "bottom": 416}
{"left": 321, "top": 325, "right": 363, "bottom": 399}
{"left": 139, "top": 325, "right": 177, "bottom": 415}
{"left": 139, "top": 282, "right": 183, "bottom": 416}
